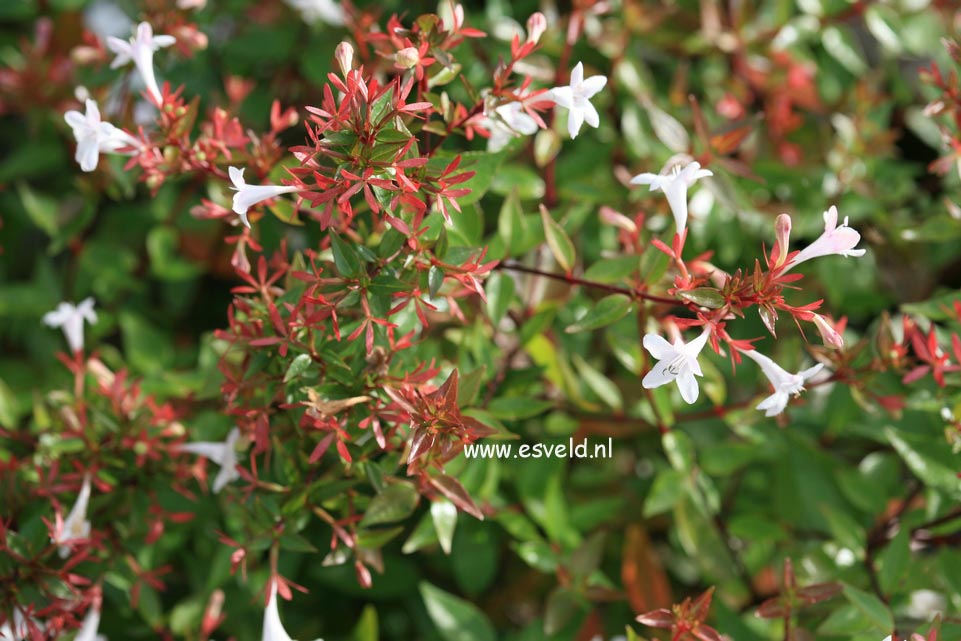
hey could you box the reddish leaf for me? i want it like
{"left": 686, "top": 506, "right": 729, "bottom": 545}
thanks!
{"left": 429, "top": 474, "right": 483, "bottom": 520}
{"left": 635, "top": 608, "right": 674, "bottom": 628}
{"left": 622, "top": 524, "right": 673, "bottom": 616}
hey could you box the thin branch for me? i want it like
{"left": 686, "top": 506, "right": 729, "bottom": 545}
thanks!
{"left": 497, "top": 260, "right": 678, "bottom": 305}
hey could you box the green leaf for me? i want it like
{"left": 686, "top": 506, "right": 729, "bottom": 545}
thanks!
{"left": 878, "top": 527, "right": 909, "bottom": 595}
{"left": 487, "top": 398, "right": 553, "bottom": 421}
{"left": 817, "top": 604, "right": 874, "bottom": 636}
{"left": 0, "top": 142, "right": 65, "bottom": 182}
{"left": 431, "top": 499, "right": 458, "bottom": 555}
{"left": 865, "top": 5, "right": 902, "bottom": 53}
{"left": 643, "top": 468, "right": 686, "bottom": 517}
{"left": 540, "top": 206, "right": 575, "bottom": 272}
{"left": 511, "top": 540, "right": 558, "bottom": 572}
{"left": 0, "top": 378, "right": 24, "bottom": 426}
{"left": 17, "top": 183, "right": 58, "bottom": 237}
{"left": 678, "top": 288, "right": 725, "bottom": 309}
{"left": 329, "top": 231, "right": 362, "bottom": 278}
{"left": 119, "top": 312, "right": 174, "bottom": 375}
{"left": 571, "top": 354, "right": 623, "bottom": 410}
{"left": 644, "top": 103, "right": 689, "bottom": 153}
{"left": 352, "top": 605, "right": 379, "bottom": 641}
{"left": 484, "top": 272, "right": 514, "bottom": 326}
{"left": 544, "top": 587, "right": 581, "bottom": 635}
{"left": 885, "top": 427, "right": 961, "bottom": 497}
{"left": 428, "top": 265, "right": 445, "bottom": 298}
{"left": 583, "top": 256, "right": 640, "bottom": 284}
{"left": 822, "top": 25, "right": 867, "bottom": 74}
{"left": 662, "top": 431, "right": 695, "bottom": 473}
{"left": 820, "top": 505, "right": 865, "bottom": 559}
{"left": 533, "top": 129, "right": 562, "bottom": 168}
{"left": 456, "top": 367, "right": 486, "bottom": 407}
{"left": 497, "top": 189, "right": 527, "bottom": 256}
{"left": 841, "top": 584, "right": 893, "bottom": 633}
{"left": 565, "top": 294, "right": 633, "bottom": 333}
{"left": 492, "top": 164, "right": 545, "bottom": 200}
{"left": 901, "top": 291, "right": 961, "bottom": 322}
{"left": 450, "top": 520, "right": 499, "bottom": 596}
{"left": 355, "top": 525, "right": 404, "bottom": 548}
{"left": 283, "top": 353, "right": 313, "bottom": 383}
{"left": 419, "top": 582, "right": 496, "bottom": 641}
{"left": 147, "top": 227, "right": 201, "bottom": 281}
{"left": 434, "top": 151, "right": 506, "bottom": 206}
{"left": 401, "top": 513, "right": 438, "bottom": 554}
{"left": 359, "top": 483, "right": 420, "bottom": 527}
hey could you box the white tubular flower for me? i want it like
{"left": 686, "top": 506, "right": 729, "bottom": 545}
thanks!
{"left": 64, "top": 100, "right": 140, "bottom": 172}
{"left": 262, "top": 583, "right": 303, "bottom": 641}
{"left": 0, "top": 610, "right": 41, "bottom": 641}
{"left": 179, "top": 427, "right": 242, "bottom": 493}
{"left": 284, "top": 0, "right": 345, "bottom": 26}
{"left": 811, "top": 313, "right": 844, "bottom": 349}
{"left": 75, "top": 604, "right": 107, "bottom": 641}
{"left": 740, "top": 349, "right": 824, "bottom": 417}
{"left": 482, "top": 102, "right": 539, "bottom": 152}
{"left": 549, "top": 61, "right": 607, "bottom": 139}
{"left": 641, "top": 328, "right": 711, "bottom": 404}
{"left": 0, "top": 612, "right": 22, "bottom": 641}
{"left": 43, "top": 298, "right": 98, "bottom": 353}
{"left": 106, "top": 22, "right": 176, "bottom": 103}
{"left": 54, "top": 474, "right": 93, "bottom": 558}
{"left": 783, "top": 205, "right": 865, "bottom": 271}
{"left": 229, "top": 167, "right": 301, "bottom": 228}
{"left": 630, "top": 161, "right": 713, "bottom": 233}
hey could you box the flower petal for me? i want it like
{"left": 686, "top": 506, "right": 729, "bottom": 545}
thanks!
{"left": 629, "top": 173, "right": 662, "bottom": 190}
{"left": 685, "top": 328, "right": 711, "bottom": 357}
{"left": 550, "top": 87, "right": 574, "bottom": 109}
{"left": 580, "top": 75, "right": 607, "bottom": 97}
{"left": 77, "top": 138, "right": 101, "bottom": 172}
{"left": 228, "top": 166, "right": 246, "bottom": 189}
{"left": 642, "top": 334, "right": 675, "bottom": 360}
{"left": 642, "top": 361, "right": 676, "bottom": 389}
{"left": 64, "top": 110, "right": 86, "bottom": 131}
{"left": 676, "top": 370, "right": 700, "bottom": 404}
{"left": 74, "top": 605, "right": 102, "bottom": 641}
{"left": 567, "top": 106, "right": 584, "bottom": 139}
{"left": 263, "top": 583, "right": 295, "bottom": 641}
{"left": 212, "top": 463, "right": 238, "bottom": 493}
{"left": 152, "top": 34, "right": 176, "bottom": 48}
{"left": 179, "top": 441, "right": 228, "bottom": 465}
{"left": 757, "top": 391, "right": 789, "bottom": 416}
{"left": 570, "top": 61, "right": 584, "bottom": 87}
{"left": 581, "top": 101, "right": 600, "bottom": 129}
{"left": 662, "top": 180, "right": 689, "bottom": 231}
{"left": 823, "top": 205, "right": 838, "bottom": 231}
{"left": 800, "top": 363, "right": 825, "bottom": 380}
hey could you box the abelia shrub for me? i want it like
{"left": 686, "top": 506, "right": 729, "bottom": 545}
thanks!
{"left": 1, "top": 1, "right": 960, "bottom": 641}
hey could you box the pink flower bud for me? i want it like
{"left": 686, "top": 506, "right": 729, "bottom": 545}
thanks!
{"left": 394, "top": 47, "right": 420, "bottom": 69}
{"left": 599, "top": 206, "right": 637, "bottom": 233}
{"left": 526, "top": 12, "right": 547, "bottom": 44}
{"left": 773, "top": 213, "right": 792, "bottom": 267}
{"left": 812, "top": 313, "right": 844, "bottom": 349}
{"left": 201, "top": 589, "right": 225, "bottom": 637}
{"left": 335, "top": 41, "right": 354, "bottom": 76}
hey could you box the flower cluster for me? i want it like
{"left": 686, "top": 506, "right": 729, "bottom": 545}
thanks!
{"left": 631, "top": 156, "right": 865, "bottom": 414}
